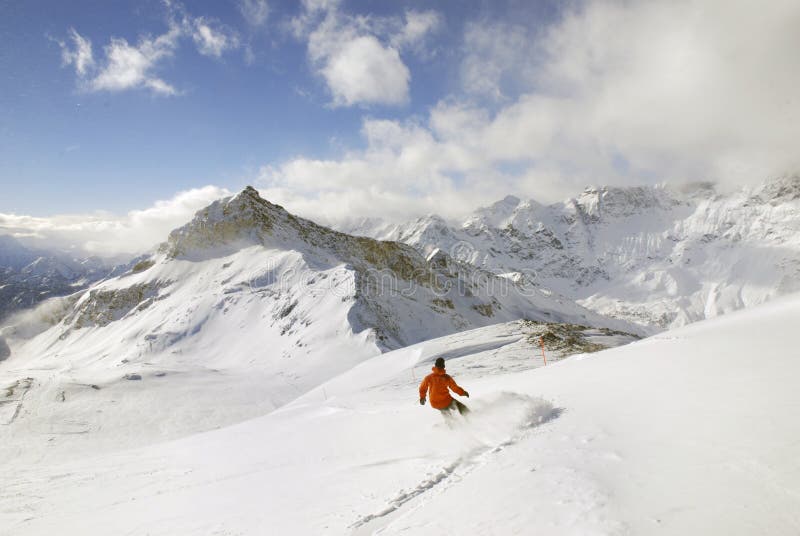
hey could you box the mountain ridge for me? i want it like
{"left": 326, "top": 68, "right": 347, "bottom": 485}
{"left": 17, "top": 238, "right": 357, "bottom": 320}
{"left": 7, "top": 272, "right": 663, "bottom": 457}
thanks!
{"left": 0, "top": 186, "right": 641, "bottom": 459}
{"left": 338, "top": 176, "right": 800, "bottom": 328}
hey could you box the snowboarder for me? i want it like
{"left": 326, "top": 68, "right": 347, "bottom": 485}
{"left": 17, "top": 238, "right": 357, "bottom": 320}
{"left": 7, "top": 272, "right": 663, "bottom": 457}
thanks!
{"left": 419, "top": 357, "right": 470, "bottom": 417}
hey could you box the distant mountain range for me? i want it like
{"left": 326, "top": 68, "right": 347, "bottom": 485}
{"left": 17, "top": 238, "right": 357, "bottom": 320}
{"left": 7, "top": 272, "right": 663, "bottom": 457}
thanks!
{"left": 4, "top": 175, "right": 799, "bottom": 333}
{"left": 0, "top": 235, "right": 132, "bottom": 322}
{"left": 338, "top": 175, "right": 800, "bottom": 329}
{"left": 0, "top": 187, "right": 640, "bottom": 451}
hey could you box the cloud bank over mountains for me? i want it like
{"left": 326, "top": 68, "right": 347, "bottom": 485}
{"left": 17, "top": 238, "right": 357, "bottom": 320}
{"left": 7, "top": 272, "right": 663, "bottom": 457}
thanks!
{"left": 18, "top": 0, "right": 800, "bottom": 253}
{"left": 0, "top": 187, "right": 229, "bottom": 257}
{"left": 260, "top": 0, "right": 800, "bottom": 220}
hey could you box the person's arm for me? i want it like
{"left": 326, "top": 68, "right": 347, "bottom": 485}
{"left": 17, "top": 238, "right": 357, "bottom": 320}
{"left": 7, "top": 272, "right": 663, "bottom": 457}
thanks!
{"left": 419, "top": 377, "right": 429, "bottom": 403}
{"left": 447, "top": 376, "right": 468, "bottom": 397}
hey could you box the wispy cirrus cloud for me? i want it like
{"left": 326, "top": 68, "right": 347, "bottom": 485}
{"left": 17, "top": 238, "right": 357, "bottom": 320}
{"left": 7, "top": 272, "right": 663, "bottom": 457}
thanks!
{"left": 58, "top": 3, "right": 239, "bottom": 96}
{"left": 191, "top": 17, "right": 240, "bottom": 57}
{"left": 390, "top": 10, "right": 442, "bottom": 54}
{"left": 59, "top": 28, "right": 94, "bottom": 76}
{"left": 239, "top": 0, "right": 270, "bottom": 28}
{"left": 460, "top": 21, "right": 537, "bottom": 100}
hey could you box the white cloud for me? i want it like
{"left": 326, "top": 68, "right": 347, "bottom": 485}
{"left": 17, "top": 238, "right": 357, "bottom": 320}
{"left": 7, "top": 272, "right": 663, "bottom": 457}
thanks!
{"left": 51, "top": 1, "right": 800, "bottom": 227}
{"left": 294, "top": 1, "right": 439, "bottom": 107}
{"left": 191, "top": 17, "right": 240, "bottom": 57}
{"left": 260, "top": 0, "right": 800, "bottom": 222}
{"left": 391, "top": 10, "right": 441, "bottom": 52}
{"left": 59, "top": 3, "right": 239, "bottom": 95}
{"left": 321, "top": 36, "right": 409, "bottom": 106}
{"left": 460, "top": 22, "right": 535, "bottom": 100}
{"left": 59, "top": 28, "right": 94, "bottom": 75}
{"left": 143, "top": 77, "right": 179, "bottom": 95}
{"left": 527, "top": 0, "right": 800, "bottom": 184}
{"left": 257, "top": 115, "right": 494, "bottom": 222}
{"left": 90, "top": 27, "right": 181, "bottom": 95}
{"left": 0, "top": 186, "right": 230, "bottom": 257}
{"left": 240, "top": 0, "right": 270, "bottom": 27}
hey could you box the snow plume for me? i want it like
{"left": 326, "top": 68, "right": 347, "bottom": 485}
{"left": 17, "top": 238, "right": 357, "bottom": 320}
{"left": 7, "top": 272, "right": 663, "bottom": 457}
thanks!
{"left": 291, "top": 0, "right": 440, "bottom": 107}
{"left": 0, "top": 294, "right": 77, "bottom": 338}
{"left": 0, "top": 186, "right": 229, "bottom": 257}
{"left": 59, "top": 2, "right": 239, "bottom": 95}
{"left": 446, "top": 393, "right": 561, "bottom": 451}
{"left": 262, "top": 0, "right": 800, "bottom": 221}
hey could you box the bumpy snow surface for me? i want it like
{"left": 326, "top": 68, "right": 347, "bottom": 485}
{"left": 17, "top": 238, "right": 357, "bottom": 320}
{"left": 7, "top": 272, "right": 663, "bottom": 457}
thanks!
{"left": 2, "top": 294, "right": 799, "bottom": 535}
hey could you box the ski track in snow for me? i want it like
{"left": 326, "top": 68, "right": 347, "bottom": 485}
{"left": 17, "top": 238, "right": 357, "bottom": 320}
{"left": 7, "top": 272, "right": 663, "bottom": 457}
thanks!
{"left": 350, "top": 395, "right": 563, "bottom": 535}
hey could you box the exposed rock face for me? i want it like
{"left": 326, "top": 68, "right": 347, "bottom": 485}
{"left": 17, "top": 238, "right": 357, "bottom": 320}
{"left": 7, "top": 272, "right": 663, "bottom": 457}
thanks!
{"left": 65, "top": 282, "right": 166, "bottom": 329}
{"left": 160, "top": 186, "right": 443, "bottom": 292}
{"left": 161, "top": 187, "right": 276, "bottom": 257}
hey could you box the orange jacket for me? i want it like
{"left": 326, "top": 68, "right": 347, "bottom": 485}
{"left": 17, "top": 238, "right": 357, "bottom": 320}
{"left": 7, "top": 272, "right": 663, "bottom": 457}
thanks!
{"left": 419, "top": 367, "right": 466, "bottom": 409}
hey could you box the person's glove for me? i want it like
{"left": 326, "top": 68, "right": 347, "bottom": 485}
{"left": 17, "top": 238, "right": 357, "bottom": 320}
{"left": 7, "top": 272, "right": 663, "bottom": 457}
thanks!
{"left": 463, "top": 391, "right": 470, "bottom": 398}
{"left": 420, "top": 397, "right": 426, "bottom": 405}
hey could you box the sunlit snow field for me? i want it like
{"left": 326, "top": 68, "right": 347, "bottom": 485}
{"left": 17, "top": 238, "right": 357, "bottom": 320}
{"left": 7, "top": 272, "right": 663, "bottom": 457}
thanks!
{"left": 2, "top": 295, "right": 799, "bottom": 534}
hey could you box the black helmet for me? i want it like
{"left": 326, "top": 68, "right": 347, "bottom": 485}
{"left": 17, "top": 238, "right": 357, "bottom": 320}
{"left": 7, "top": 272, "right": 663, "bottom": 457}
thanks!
{"left": 434, "top": 357, "right": 445, "bottom": 369}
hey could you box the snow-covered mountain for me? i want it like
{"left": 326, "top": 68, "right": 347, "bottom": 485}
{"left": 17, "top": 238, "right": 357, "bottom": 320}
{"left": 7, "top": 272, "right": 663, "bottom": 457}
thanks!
{"left": 340, "top": 175, "right": 800, "bottom": 329}
{"left": 0, "top": 235, "right": 121, "bottom": 322}
{"left": 2, "top": 184, "right": 796, "bottom": 535}
{"left": 0, "top": 187, "right": 641, "bottom": 458}
{"left": 3, "top": 286, "right": 798, "bottom": 535}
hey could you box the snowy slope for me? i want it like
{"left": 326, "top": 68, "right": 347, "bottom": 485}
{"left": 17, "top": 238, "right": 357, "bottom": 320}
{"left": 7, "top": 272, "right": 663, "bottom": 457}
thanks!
{"left": 2, "top": 293, "right": 798, "bottom": 535}
{"left": 340, "top": 175, "right": 800, "bottom": 329}
{"left": 0, "top": 187, "right": 640, "bottom": 461}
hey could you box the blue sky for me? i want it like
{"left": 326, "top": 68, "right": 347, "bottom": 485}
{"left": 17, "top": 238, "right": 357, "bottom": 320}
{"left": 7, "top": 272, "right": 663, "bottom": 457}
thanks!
{"left": 1, "top": 0, "right": 559, "bottom": 215}
{"left": 1, "top": 0, "right": 799, "bottom": 255}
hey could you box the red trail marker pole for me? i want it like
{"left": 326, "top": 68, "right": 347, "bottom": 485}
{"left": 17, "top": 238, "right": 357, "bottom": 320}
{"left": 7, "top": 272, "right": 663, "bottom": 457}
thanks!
{"left": 539, "top": 336, "right": 548, "bottom": 366}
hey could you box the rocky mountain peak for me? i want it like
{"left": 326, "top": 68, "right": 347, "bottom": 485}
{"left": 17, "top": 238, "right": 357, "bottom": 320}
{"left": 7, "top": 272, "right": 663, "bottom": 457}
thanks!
{"left": 574, "top": 184, "right": 679, "bottom": 221}
{"left": 156, "top": 187, "right": 438, "bottom": 291}
{"left": 464, "top": 195, "right": 523, "bottom": 231}
{"left": 480, "top": 193, "right": 521, "bottom": 214}
{"left": 498, "top": 194, "right": 521, "bottom": 207}
{"left": 161, "top": 186, "right": 287, "bottom": 257}
{"left": 757, "top": 174, "right": 800, "bottom": 202}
